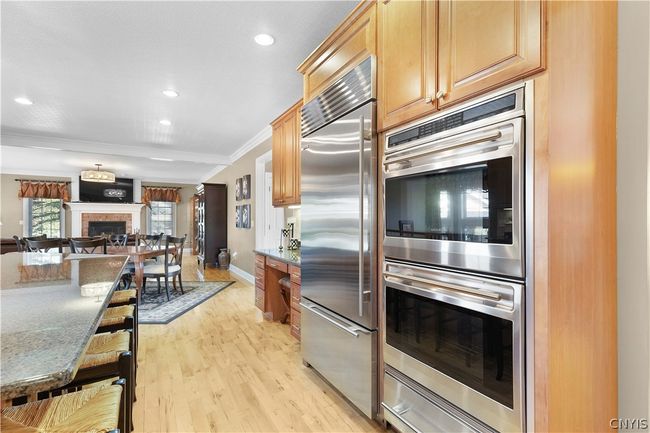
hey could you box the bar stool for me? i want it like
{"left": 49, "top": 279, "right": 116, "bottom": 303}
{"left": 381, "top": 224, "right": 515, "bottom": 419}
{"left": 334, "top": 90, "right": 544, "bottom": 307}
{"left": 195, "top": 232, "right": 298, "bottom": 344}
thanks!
{"left": 97, "top": 305, "right": 138, "bottom": 383}
{"left": 60, "top": 331, "right": 135, "bottom": 433}
{"left": 2, "top": 381, "right": 125, "bottom": 433}
{"left": 109, "top": 289, "right": 137, "bottom": 307}
{"left": 279, "top": 276, "right": 291, "bottom": 324}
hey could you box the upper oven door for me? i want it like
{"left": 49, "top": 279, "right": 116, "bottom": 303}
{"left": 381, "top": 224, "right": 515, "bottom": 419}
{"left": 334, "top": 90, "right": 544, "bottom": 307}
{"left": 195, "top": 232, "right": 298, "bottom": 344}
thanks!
{"left": 383, "top": 117, "right": 524, "bottom": 279}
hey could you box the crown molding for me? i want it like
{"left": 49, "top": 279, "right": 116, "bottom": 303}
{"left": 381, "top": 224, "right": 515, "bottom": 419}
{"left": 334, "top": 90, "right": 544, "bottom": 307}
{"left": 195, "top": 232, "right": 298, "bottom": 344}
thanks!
{"left": 1, "top": 130, "right": 230, "bottom": 164}
{"left": 228, "top": 125, "right": 272, "bottom": 164}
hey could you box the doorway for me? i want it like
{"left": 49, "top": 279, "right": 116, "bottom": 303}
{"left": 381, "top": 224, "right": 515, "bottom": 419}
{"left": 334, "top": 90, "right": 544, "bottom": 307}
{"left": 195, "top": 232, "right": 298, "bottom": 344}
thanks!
{"left": 255, "top": 150, "right": 284, "bottom": 249}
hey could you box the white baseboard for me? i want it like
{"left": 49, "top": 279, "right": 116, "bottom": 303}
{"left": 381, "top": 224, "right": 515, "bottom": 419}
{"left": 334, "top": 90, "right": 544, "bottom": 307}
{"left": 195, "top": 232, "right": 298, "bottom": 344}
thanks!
{"left": 228, "top": 264, "right": 254, "bottom": 284}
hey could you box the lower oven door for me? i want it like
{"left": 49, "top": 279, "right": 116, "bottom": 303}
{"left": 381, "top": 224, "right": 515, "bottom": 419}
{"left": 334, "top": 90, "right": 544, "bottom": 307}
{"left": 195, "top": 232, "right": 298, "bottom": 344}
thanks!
{"left": 383, "top": 261, "right": 524, "bottom": 432}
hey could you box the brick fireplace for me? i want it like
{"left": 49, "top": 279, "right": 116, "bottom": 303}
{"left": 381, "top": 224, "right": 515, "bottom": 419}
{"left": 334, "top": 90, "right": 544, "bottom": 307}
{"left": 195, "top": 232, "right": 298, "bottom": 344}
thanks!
{"left": 65, "top": 202, "right": 145, "bottom": 237}
{"left": 82, "top": 213, "right": 131, "bottom": 236}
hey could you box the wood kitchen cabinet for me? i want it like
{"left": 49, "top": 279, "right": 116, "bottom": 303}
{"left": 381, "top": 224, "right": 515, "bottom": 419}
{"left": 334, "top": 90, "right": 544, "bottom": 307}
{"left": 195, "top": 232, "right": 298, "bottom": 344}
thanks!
{"left": 271, "top": 100, "right": 302, "bottom": 207}
{"left": 437, "top": 0, "right": 545, "bottom": 107}
{"left": 377, "top": 0, "right": 437, "bottom": 131}
{"left": 297, "top": 1, "right": 376, "bottom": 104}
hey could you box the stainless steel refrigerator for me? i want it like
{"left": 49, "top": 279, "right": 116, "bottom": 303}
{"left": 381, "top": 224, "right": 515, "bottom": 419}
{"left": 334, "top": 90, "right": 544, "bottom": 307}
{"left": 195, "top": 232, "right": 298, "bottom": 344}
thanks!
{"left": 299, "top": 57, "right": 377, "bottom": 419}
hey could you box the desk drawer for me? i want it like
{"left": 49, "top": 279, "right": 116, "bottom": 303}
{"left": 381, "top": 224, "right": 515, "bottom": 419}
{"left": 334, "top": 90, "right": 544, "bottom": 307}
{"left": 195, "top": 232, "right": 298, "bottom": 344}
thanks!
{"left": 255, "top": 287, "right": 265, "bottom": 311}
{"left": 290, "top": 282, "right": 301, "bottom": 310}
{"left": 266, "top": 257, "right": 288, "bottom": 273}
{"left": 291, "top": 307, "right": 301, "bottom": 340}
{"left": 255, "top": 267, "right": 265, "bottom": 288}
{"left": 289, "top": 265, "right": 301, "bottom": 284}
{"left": 255, "top": 254, "right": 265, "bottom": 269}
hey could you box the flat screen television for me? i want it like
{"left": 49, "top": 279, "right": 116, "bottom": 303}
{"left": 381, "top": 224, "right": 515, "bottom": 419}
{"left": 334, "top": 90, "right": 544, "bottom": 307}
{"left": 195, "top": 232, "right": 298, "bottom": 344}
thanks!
{"left": 79, "top": 177, "right": 134, "bottom": 203}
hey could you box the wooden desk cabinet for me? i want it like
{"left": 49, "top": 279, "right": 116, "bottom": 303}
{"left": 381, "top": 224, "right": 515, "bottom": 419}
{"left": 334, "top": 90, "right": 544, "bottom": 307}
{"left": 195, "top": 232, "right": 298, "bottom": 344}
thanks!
{"left": 255, "top": 254, "right": 301, "bottom": 341}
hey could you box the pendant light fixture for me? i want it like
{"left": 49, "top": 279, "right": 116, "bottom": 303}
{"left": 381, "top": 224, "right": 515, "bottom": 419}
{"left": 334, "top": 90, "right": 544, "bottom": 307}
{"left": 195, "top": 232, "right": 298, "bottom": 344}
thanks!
{"left": 80, "top": 164, "right": 115, "bottom": 183}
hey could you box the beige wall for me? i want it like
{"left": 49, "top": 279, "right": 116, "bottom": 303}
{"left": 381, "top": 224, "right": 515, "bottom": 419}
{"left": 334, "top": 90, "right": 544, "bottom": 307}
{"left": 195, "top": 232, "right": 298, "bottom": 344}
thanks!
{"left": 140, "top": 182, "right": 196, "bottom": 242}
{"left": 0, "top": 173, "right": 72, "bottom": 238}
{"left": 617, "top": 0, "right": 650, "bottom": 426}
{"left": 206, "top": 138, "right": 273, "bottom": 275}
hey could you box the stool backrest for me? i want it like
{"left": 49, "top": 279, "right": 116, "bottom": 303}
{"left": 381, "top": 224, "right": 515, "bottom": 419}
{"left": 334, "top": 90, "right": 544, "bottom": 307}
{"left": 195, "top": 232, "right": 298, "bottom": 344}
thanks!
{"left": 69, "top": 237, "right": 107, "bottom": 254}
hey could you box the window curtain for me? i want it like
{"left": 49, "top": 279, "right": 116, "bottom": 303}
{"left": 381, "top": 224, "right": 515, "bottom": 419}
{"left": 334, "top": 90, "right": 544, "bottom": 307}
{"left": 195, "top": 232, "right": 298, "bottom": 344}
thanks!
{"left": 142, "top": 186, "right": 181, "bottom": 206}
{"left": 18, "top": 181, "right": 70, "bottom": 202}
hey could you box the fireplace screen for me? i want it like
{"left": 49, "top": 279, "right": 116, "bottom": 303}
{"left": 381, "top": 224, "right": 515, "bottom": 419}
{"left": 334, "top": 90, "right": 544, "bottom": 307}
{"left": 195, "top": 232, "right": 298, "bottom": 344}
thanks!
{"left": 88, "top": 221, "right": 126, "bottom": 237}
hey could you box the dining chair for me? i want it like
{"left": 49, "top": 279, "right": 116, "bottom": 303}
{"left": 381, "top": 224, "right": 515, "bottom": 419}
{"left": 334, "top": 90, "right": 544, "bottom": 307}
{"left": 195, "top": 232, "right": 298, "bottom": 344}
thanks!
{"left": 142, "top": 234, "right": 186, "bottom": 301}
{"left": 23, "top": 238, "right": 63, "bottom": 253}
{"left": 108, "top": 234, "right": 128, "bottom": 247}
{"left": 136, "top": 233, "right": 163, "bottom": 249}
{"left": 12, "top": 234, "right": 47, "bottom": 252}
{"left": 69, "top": 237, "right": 107, "bottom": 254}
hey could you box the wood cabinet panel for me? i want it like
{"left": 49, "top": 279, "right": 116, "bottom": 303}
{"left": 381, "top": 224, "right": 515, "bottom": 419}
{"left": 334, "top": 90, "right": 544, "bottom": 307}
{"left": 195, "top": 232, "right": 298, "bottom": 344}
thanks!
{"left": 377, "top": 0, "right": 437, "bottom": 131}
{"left": 289, "top": 265, "right": 301, "bottom": 284}
{"left": 271, "top": 101, "right": 302, "bottom": 207}
{"left": 438, "top": 0, "right": 544, "bottom": 107}
{"left": 255, "top": 287, "right": 265, "bottom": 311}
{"left": 290, "top": 308, "right": 301, "bottom": 340}
{"left": 265, "top": 257, "right": 288, "bottom": 273}
{"left": 255, "top": 267, "right": 265, "bottom": 286}
{"left": 298, "top": 2, "right": 376, "bottom": 103}
{"left": 255, "top": 254, "right": 265, "bottom": 269}
{"left": 290, "top": 282, "right": 301, "bottom": 311}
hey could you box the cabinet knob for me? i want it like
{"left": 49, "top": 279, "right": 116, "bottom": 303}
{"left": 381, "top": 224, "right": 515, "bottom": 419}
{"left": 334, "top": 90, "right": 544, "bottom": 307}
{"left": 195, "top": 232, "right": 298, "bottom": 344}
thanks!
{"left": 436, "top": 90, "right": 447, "bottom": 99}
{"left": 425, "top": 96, "right": 433, "bottom": 104}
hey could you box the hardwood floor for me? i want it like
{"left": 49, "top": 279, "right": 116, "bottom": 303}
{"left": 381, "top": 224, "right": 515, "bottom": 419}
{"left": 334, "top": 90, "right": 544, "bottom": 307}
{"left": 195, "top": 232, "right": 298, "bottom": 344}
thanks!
{"left": 133, "top": 256, "right": 384, "bottom": 433}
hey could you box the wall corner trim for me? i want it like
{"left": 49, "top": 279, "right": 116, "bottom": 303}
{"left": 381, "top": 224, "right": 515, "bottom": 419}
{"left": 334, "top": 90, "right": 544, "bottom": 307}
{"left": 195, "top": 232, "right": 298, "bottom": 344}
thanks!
{"left": 228, "top": 264, "right": 255, "bottom": 284}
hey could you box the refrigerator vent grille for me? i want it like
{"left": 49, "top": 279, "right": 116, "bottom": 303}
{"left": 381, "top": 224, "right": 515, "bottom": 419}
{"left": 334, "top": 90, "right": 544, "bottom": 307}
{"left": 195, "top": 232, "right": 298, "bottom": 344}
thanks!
{"left": 301, "top": 57, "right": 374, "bottom": 137}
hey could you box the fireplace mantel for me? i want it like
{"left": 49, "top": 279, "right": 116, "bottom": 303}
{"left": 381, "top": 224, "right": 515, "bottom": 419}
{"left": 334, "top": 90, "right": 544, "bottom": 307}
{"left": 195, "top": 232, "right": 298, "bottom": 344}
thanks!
{"left": 64, "top": 202, "right": 145, "bottom": 237}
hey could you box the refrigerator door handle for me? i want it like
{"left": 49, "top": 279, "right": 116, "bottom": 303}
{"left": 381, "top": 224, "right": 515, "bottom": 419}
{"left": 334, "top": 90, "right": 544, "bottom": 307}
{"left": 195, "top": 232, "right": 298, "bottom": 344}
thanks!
{"left": 358, "top": 115, "right": 365, "bottom": 318}
{"left": 300, "top": 301, "right": 369, "bottom": 337}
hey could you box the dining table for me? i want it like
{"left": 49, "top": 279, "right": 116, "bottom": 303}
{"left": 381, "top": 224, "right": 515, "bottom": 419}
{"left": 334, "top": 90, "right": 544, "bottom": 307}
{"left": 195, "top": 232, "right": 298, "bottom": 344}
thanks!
{"left": 0, "top": 252, "right": 128, "bottom": 401}
{"left": 107, "top": 245, "right": 177, "bottom": 302}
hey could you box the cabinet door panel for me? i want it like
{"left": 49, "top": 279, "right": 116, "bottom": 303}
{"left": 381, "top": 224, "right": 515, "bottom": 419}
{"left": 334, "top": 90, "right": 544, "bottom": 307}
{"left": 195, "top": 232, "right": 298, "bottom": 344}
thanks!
{"left": 378, "top": 0, "right": 437, "bottom": 131}
{"left": 272, "top": 124, "right": 284, "bottom": 206}
{"left": 438, "top": 0, "right": 544, "bottom": 107}
{"left": 282, "top": 110, "right": 299, "bottom": 204}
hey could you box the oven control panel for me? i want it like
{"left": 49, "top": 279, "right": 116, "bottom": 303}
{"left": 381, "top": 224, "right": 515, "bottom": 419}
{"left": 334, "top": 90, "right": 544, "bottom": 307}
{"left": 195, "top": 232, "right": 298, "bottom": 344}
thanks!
{"left": 388, "top": 93, "right": 517, "bottom": 148}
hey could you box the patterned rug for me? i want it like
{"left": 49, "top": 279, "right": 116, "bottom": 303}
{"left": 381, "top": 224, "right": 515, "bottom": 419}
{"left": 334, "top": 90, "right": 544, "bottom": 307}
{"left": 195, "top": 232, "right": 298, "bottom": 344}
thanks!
{"left": 137, "top": 280, "right": 234, "bottom": 324}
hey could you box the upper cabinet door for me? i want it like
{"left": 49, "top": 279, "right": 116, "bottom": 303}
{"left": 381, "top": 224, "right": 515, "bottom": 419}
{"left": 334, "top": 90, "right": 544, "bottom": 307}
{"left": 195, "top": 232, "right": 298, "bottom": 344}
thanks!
{"left": 378, "top": 0, "right": 437, "bottom": 132}
{"left": 298, "top": 2, "right": 376, "bottom": 104}
{"left": 438, "top": 0, "right": 544, "bottom": 107}
{"left": 271, "top": 123, "right": 284, "bottom": 206}
{"left": 281, "top": 108, "right": 301, "bottom": 205}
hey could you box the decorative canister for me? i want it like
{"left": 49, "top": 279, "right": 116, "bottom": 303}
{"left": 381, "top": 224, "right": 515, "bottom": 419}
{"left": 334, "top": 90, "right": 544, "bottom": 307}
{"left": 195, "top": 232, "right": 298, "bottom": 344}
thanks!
{"left": 218, "top": 248, "right": 231, "bottom": 269}
{"left": 279, "top": 228, "right": 291, "bottom": 250}
{"left": 288, "top": 238, "right": 300, "bottom": 250}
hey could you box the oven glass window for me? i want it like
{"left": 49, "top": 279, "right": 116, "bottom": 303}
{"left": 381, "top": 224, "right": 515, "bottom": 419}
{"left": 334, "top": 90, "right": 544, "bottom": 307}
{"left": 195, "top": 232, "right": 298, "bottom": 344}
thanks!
{"left": 385, "top": 158, "right": 513, "bottom": 243}
{"left": 385, "top": 286, "right": 514, "bottom": 408}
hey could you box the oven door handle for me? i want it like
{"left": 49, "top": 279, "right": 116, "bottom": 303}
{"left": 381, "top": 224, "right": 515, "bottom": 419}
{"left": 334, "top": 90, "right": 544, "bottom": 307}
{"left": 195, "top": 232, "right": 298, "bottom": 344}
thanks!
{"left": 384, "top": 271, "right": 501, "bottom": 301}
{"left": 383, "top": 129, "right": 502, "bottom": 166}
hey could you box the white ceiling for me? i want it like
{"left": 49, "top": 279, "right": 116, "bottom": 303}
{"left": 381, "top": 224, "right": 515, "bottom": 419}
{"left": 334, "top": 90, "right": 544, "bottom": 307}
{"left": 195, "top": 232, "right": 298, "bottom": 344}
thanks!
{"left": 0, "top": 1, "right": 355, "bottom": 183}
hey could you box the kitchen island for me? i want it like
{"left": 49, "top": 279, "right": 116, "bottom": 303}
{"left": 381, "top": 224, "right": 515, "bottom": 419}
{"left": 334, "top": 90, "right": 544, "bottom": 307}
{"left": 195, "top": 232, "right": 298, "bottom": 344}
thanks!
{"left": 253, "top": 248, "right": 301, "bottom": 340}
{"left": 0, "top": 252, "right": 128, "bottom": 400}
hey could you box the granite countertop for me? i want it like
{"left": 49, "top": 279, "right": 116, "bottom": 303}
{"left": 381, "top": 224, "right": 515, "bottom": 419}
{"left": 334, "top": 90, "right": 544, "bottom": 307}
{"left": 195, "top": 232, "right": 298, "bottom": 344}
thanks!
{"left": 0, "top": 252, "right": 128, "bottom": 399}
{"left": 254, "top": 248, "right": 301, "bottom": 266}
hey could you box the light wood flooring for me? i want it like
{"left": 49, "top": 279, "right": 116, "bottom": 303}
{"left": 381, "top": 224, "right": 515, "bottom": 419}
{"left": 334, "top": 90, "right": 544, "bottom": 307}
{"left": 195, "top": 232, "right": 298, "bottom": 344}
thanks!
{"left": 133, "top": 257, "right": 384, "bottom": 433}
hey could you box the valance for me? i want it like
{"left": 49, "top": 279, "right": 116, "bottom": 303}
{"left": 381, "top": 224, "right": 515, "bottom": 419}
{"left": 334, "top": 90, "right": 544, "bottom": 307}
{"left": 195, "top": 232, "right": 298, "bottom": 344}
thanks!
{"left": 142, "top": 186, "right": 181, "bottom": 205}
{"left": 18, "top": 181, "right": 70, "bottom": 202}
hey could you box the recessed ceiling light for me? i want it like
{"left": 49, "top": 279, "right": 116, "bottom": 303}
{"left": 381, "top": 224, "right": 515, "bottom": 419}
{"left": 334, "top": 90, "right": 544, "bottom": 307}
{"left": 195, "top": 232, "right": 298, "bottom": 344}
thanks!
{"left": 14, "top": 97, "right": 33, "bottom": 105}
{"left": 159, "top": 119, "right": 172, "bottom": 126}
{"left": 30, "top": 146, "right": 61, "bottom": 151}
{"left": 254, "top": 34, "right": 275, "bottom": 46}
{"left": 162, "top": 89, "right": 179, "bottom": 98}
{"left": 150, "top": 157, "right": 173, "bottom": 161}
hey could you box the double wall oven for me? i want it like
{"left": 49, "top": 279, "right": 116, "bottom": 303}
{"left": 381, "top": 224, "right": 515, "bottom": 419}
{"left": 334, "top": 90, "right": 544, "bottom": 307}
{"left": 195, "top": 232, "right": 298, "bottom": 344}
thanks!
{"left": 382, "top": 83, "right": 532, "bottom": 433}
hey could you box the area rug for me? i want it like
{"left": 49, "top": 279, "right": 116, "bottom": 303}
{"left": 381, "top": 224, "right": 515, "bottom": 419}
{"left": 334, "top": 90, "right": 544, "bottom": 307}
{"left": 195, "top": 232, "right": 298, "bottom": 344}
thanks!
{"left": 137, "top": 280, "right": 234, "bottom": 324}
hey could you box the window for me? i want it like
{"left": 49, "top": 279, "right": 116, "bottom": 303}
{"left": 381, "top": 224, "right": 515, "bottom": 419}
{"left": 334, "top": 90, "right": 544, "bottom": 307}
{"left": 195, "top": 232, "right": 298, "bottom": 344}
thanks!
{"left": 148, "top": 201, "right": 175, "bottom": 235}
{"left": 27, "top": 198, "right": 63, "bottom": 238}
